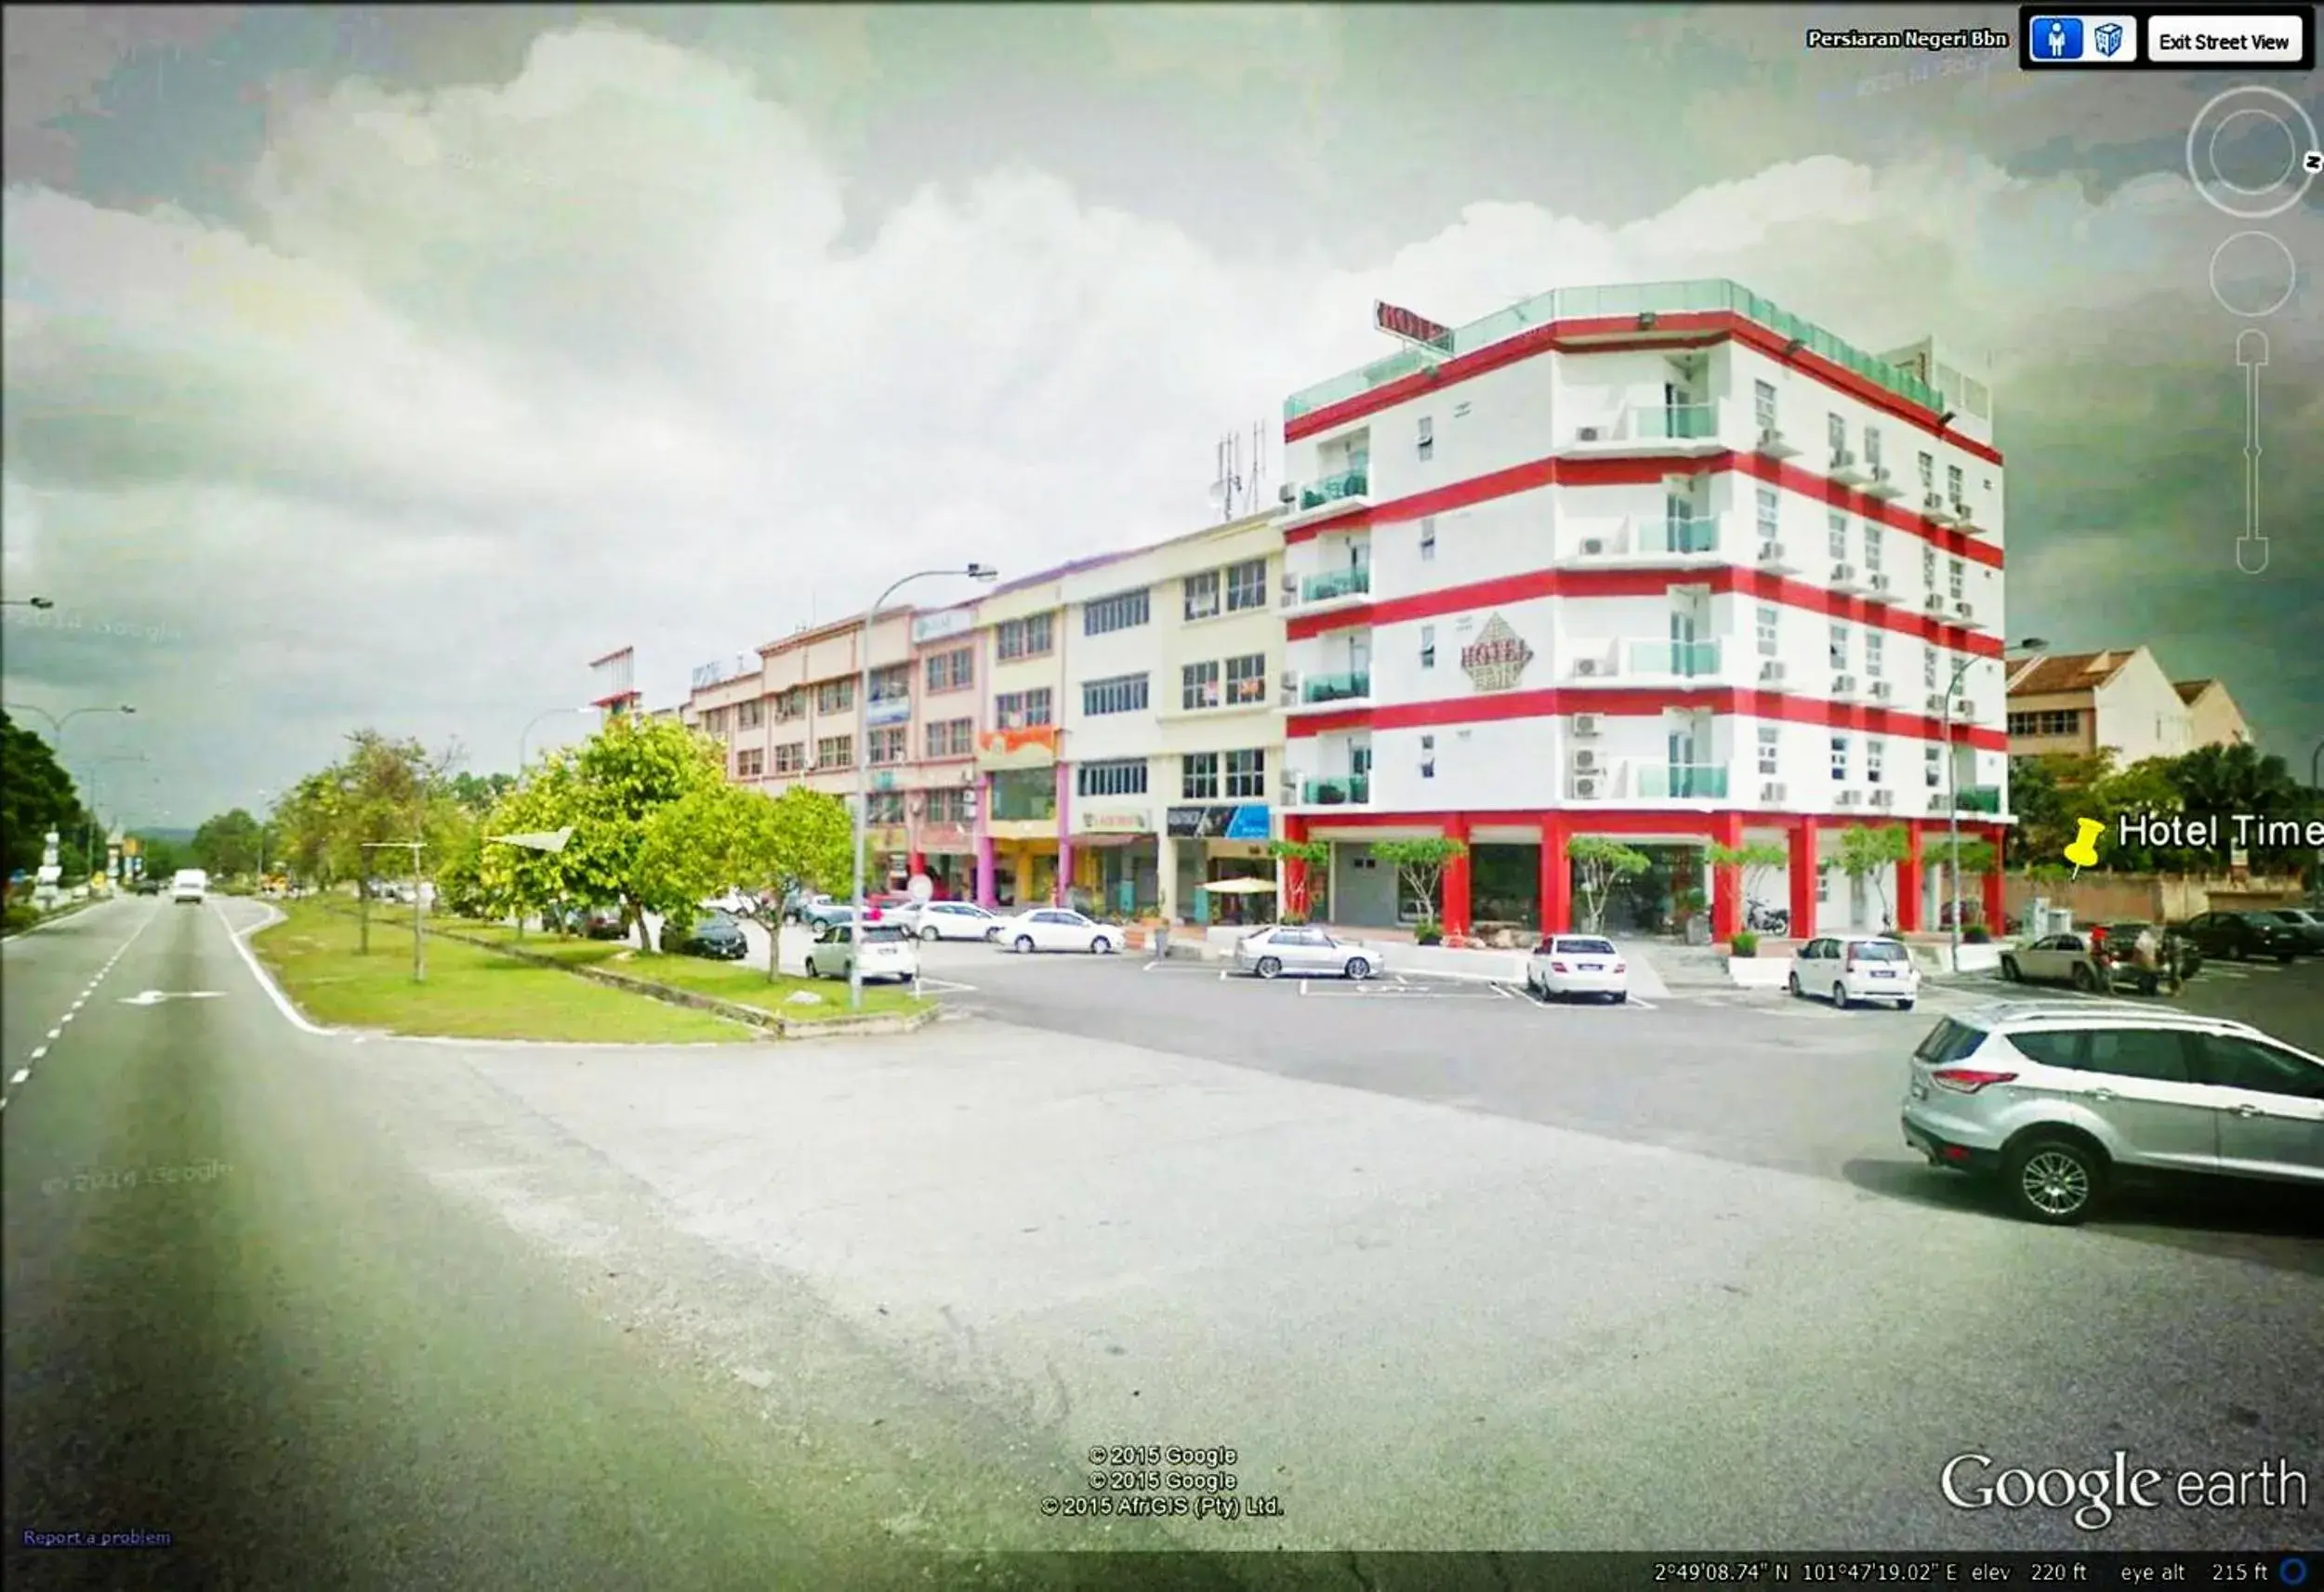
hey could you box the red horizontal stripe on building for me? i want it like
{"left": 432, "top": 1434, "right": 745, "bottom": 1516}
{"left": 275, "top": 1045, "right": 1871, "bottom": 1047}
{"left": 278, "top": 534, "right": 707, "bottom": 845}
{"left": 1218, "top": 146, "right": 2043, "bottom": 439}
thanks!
{"left": 1285, "top": 685, "right": 2008, "bottom": 751}
{"left": 1285, "top": 450, "right": 2002, "bottom": 571}
{"left": 1287, "top": 565, "right": 2003, "bottom": 657}
{"left": 1285, "top": 311, "right": 2004, "bottom": 468}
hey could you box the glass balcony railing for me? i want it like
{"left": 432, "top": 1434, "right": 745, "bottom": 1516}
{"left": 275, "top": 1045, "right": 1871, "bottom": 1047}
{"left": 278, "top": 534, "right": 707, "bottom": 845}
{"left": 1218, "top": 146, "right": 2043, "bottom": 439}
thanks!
{"left": 1632, "top": 403, "right": 1718, "bottom": 442}
{"left": 1285, "top": 279, "right": 1943, "bottom": 420}
{"left": 1639, "top": 765, "right": 1731, "bottom": 800}
{"left": 1625, "top": 639, "right": 1722, "bottom": 678}
{"left": 1644, "top": 517, "right": 1719, "bottom": 555}
{"left": 1299, "top": 469, "right": 1369, "bottom": 510}
{"left": 1301, "top": 775, "right": 1371, "bottom": 805}
{"left": 1300, "top": 566, "right": 1372, "bottom": 603}
{"left": 1954, "top": 785, "right": 2002, "bottom": 814}
{"left": 1301, "top": 671, "right": 1371, "bottom": 704}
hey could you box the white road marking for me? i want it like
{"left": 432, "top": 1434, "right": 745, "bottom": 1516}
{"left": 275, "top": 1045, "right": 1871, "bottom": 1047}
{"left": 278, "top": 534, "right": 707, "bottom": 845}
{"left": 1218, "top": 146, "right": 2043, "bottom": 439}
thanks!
{"left": 1628, "top": 996, "right": 1658, "bottom": 1011}
{"left": 914, "top": 978, "right": 979, "bottom": 994}
{"left": 1491, "top": 981, "right": 1516, "bottom": 1000}
{"left": 9, "top": 1069, "right": 27, "bottom": 1085}
{"left": 222, "top": 902, "right": 336, "bottom": 1035}
{"left": 1300, "top": 979, "right": 1311, "bottom": 996}
{"left": 46, "top": 1028, "right": 60, "bottom": 1040}
{"left": 59, "top": 1013, "right": 73, "bottom": 1024}
{"left": 30, "top": 1046, "right": 47, "bottom": 1060}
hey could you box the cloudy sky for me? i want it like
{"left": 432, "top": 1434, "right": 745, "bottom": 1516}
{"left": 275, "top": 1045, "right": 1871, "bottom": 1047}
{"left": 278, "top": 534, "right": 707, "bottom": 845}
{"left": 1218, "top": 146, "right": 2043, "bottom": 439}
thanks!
{"left": 4, "top": 5, "right": 2318, "bottom": 826}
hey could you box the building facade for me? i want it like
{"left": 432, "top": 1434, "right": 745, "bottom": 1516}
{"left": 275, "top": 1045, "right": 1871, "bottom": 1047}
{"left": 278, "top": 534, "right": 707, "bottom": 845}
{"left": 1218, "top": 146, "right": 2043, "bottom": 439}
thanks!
{"left": 2002, "top": 647, "right": 2251, "bottom": 762}
{"left": 1274, "top": 279, "right": 2014, "bottom": 940}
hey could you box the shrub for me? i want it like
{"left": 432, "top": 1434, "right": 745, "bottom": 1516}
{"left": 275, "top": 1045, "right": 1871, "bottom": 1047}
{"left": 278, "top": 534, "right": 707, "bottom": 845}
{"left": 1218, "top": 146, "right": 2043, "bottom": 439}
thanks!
{"left": 4, "top": 901, "right": 43, "bottom": 934}
{"left": 1278, "top": 911, "right": 1308, "bottom": 927}
{"left": 1730, "top": 929, "right": 1760, "bottom": 958}
{"left": 1963, "top": 925, "right": 1992, "bottom": 944}
{"left": 1413, "top": 922, "right": 1445, "bottom": 946}
{"left": 1879, "top": 928, "right": 1906, "bottom": 941}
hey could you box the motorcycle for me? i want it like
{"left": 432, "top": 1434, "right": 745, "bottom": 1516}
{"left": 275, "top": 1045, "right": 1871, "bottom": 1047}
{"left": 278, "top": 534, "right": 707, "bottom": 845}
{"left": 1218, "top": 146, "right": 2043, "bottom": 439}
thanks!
{"left": 1744, "top": 898, "right": 1790, "bottom": 935}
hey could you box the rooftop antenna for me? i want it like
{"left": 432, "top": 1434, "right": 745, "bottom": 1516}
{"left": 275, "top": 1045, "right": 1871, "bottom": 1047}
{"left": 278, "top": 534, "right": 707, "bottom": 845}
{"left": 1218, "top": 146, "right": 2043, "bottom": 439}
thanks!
{"left": 1209, "top": 432, "right": 1242, "bottom": 524}
{"left": 1248, "top": 419, "right": 1268, "bottom": 518}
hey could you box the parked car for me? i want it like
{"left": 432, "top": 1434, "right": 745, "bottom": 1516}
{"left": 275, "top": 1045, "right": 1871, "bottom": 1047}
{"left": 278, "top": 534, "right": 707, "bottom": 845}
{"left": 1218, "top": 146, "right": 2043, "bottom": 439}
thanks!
{"left": 171, "top": 868, "right": 208, "bottom": 904}
{"left": 1524, "top": 934, "right": 1628, "bottom": 1002}
{"left": 2093, "top": 922, "right": 2201, "bottom": 992}
{"left": 135, "top": 877, "right": 161, "bottom": 896}
{"left": 2262, "top": 908, "right": 2324, "bottom": 954}
{"left": 905, "top": 900, "right": 1000, "bottom": 941}
{"left": 701, "top": 889, "right": 756, "bottom": 916}
{"left": 1998, "top": 926, "right": 2197, "bottom": 995}
{"left": 1233, "top": 925, "right": 1382, "bottom": 980}
{"left": 802, "top": 921, "right": 918, "bottom": 983}
{"left": 1788, "top": 935, "right": 1919, "bottom": 1009}
{"left": 1901, "top": 1001, "right": 2324, "bottom": 1225}
{"left": 989, "top": 908, "right": 1124, "bottom": 954}
{"left": 666, "top": 910, "right": 748, "bottom": 961}
{"left": 2174, "top": 910, "right": 2303, "bottom": 963}
{"left": 569, "top": 905, "right": 628, "bottom": 941}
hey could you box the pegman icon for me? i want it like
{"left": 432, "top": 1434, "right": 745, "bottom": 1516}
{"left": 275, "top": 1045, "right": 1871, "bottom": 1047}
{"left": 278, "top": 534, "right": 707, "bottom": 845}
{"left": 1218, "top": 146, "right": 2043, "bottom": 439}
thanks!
{"left": 2064, "top": 817, "right": 2105, "bottom": 878}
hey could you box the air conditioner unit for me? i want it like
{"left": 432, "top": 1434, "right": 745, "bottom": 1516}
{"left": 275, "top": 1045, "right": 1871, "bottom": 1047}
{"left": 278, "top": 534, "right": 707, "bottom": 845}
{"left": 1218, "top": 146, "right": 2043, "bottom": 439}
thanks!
{"left": 1761, "top": 782, "right": 1787, "bottom": 803}
{"left": 1573, "top": 714, "right": 1603, "bottom": 737}
{"left": 1835, "top": 789, "right": 1864, "bottom": 807}
{"left": 1952, "top": 698, "right": 1974, "bottom": 718}
{"left": 1869, "top": 466, "right": 1891, "bottom": 484}
{"left": 1870, "top": 789, "right": 1895, "bottom": 808}
{"left": 1574, "top": 776, "right": 1602, "bottom": 798}
{"left": 1281, "top": 576, "right": 1300, "bottom": 603}
{"left": 1580, "top": 537, "right": 1607, "bottom": 557}
{"left": 1922, "top": 593, "right": 1947, "bottom": 612}
{"left": 1921, "top": 492, "right": 1948, "bottom": 514}
{"left": 1953, "top": 601, "right": 1976, "bottom": 620}
{"left": 1756, "top": 541, "right": 1785, "bottom": 563}
{"left": 1757, "top": 426, "right": 1788, "bottom": 451}
{"left": 1760, "top": 661, "right": 1787, "bottom": 683}
{"left": 1577, "top": 657, "right": 1604, "bottom": 678}
{"left": 1830, "top": 449, "right": 1857, "bottom": 469}
{"left": 1278, "top": 483, "right": 1298, "bottom": 505}
{"left": 1577, "top": 426, "right": 1603, "bottom": 442}
{"left": 1830, "top": 563, "right": 1857, "bottom": 584}
{"left": 1925, "top": 693, "right": 1948, "bottom": 713}
{"left": 1574, "top": 749, "right": 1602, "bottom": 771}
{"left": 1279, "top": 670, "right": 1299, "bottom": 691}
{"left": 1950, "top": 501, "right": 1974, "bottom": 520}
{"left": 1868, "top": 573, "right": 1892, "bottom": 593}
{"left": 1869, "top": 680, "right": 1894, "bottom": 701}
{"left": 1832, "top": 674, "right": 1859, "bottom": 695}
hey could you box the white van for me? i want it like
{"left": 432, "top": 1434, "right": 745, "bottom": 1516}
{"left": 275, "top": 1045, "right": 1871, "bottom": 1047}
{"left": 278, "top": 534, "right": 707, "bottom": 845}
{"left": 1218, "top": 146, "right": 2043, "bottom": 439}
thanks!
{"left": 171, "top": 868, "right": 208, "bottom": 904}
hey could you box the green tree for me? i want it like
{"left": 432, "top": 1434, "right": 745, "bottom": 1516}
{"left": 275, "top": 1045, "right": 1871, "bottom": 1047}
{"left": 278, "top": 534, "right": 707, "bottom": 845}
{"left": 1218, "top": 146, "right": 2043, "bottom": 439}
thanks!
{"left": 1566, "top": 836, "right": 1650, "bottom": 932}
{"left": 1265, "top": 838, "right": 1332, "bottom": 921}
{"left": 1371, "top": 836, "right": 1468, "bottom": 929}
{"left": 1835, "top": 823, "right": 1912, "bottom": 927}
{"left": 2005, "top": 751, "right": 2116, "bottom": 867}
{"left": 1707, "top": 839, "right": 1789, "bottom": 917}
{"left": 191, "top": 809, "right": 264, "bottom": 876}
{"left": 129, "top": 833, "right": 186, "bottom": 878}
{"left": 1, "top": 711, "right": 88, "bottom": 889}
{"left": 2159, "top": 743, "right": 2314, "bottom": 873}
{"left": 446, "top": 770, "right": 517, "bottom": 815}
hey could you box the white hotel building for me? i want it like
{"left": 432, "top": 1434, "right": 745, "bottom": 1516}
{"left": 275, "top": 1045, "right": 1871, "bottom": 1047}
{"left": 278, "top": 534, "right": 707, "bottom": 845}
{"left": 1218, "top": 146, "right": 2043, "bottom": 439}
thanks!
{"left": 1271, "top": 280, "right": 2015, "bottom": 941}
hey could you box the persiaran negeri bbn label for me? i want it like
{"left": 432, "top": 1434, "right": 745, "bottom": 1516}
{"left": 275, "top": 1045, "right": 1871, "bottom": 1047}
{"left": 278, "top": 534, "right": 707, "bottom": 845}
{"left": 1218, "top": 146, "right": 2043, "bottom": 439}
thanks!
{"left": 2116, "top": 812, "right": 2324, "bottom": 849}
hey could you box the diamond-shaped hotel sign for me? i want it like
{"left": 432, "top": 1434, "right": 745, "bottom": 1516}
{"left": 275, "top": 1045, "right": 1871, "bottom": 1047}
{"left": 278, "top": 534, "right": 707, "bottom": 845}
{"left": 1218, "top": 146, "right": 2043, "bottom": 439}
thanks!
{"left": 1460, "top": 613, "right": 1533, "bottom": 691}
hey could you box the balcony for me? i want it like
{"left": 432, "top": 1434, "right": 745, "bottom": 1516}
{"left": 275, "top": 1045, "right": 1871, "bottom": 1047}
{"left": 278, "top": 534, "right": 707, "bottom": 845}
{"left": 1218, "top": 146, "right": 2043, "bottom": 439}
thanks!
{"left": 1300, "top": 468, "right": 1368, "bottom": 511}
{"left": 1638, "top": 764, "right": 1731, "bottom": 800}
{"left": 1623, "top": 638, "right": 1723, "bottom": 679}
{"left": 1300, "top": 775, "right": 1371, "bottom": 806}
{"left": 1954, "top": 785, "right": 2001, "bottom": 814}
{"left": 1298, "top": 565, "right": 1372, "bottom": 605}
{"left": 1301, "top": 671, "right": 1372, "bottom": 705}
{"left": 1566, "top": 402, "right": 1723, "bottom": 456}
{"left": 1570, "top": 516, "right": 1722, "bottom": 564}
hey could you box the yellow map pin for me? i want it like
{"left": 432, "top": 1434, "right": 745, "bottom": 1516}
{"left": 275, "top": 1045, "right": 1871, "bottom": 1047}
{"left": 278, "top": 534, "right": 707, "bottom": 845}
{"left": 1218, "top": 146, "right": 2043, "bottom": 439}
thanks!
{"left": 2064, "top": 817, "right": 2104, "bottom": 880}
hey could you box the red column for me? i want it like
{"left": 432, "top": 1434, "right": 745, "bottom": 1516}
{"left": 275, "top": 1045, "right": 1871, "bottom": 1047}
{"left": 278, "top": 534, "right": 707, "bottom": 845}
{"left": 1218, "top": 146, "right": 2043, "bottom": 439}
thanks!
{"left": 1895, "top": 822, "right": 1923, "bottom": 933}
{"left": 1539, "top": 814, "right": 1571, "bottom": 934}
{"left": 1981, "top": 824, "right": 2006, "bottom": 930}
{"left": 1710, "top": 810, "right": 1744, "bottom": 943}
{"left": 1442, "top": 817, "right": 1473, "bottom": 937}
{"left": 907, "top": 849, "right": 926, "bottom": 880}
{"left": 1282, "top": 815, "right": 1311, "bottom": 919}
{"left": 1789, "top": 817, "right": 1819, "bottom": 935}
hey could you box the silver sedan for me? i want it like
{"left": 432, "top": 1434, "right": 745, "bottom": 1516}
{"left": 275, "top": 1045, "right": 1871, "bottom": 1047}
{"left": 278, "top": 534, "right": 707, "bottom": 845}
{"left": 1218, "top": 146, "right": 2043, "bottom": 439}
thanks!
{"left": 1233, "top": 926, "right": 1383, "bottom": 980}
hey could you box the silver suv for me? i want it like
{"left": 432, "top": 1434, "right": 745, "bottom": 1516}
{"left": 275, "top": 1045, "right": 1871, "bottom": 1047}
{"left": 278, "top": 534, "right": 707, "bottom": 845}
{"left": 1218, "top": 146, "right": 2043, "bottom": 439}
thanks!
{"left": 1900, "top": 1001, "right": 2324, "bottom": 1225}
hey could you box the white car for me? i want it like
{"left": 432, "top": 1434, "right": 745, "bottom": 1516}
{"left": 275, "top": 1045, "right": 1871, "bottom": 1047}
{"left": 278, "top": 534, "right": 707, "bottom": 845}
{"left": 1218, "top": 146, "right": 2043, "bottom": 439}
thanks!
{"left": 171, "top": 868, "right": 208, "bottom": 904}
{"left": 1232, "top": 925, "right": 1382, "bottom": 980}
{"left": 802, "top": 922, "right": 919, "bottom": 983}
{"left": 1789, "top": 934, "right": 1921, "bottom": 1010}
{"left": 1525, "top": 934, "right": 1628, "bottom": 1002}
{"left": 989, "top": 908, "right": 1124, "bottom": 954}
{"left": 907, "top": 901, "right": 1000, "bottom": 941}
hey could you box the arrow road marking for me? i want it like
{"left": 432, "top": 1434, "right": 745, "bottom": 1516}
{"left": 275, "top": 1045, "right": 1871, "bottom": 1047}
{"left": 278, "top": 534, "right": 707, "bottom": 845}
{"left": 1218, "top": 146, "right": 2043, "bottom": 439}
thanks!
{"left": 120, "top": 990, "right": 227, "bottom": 1006}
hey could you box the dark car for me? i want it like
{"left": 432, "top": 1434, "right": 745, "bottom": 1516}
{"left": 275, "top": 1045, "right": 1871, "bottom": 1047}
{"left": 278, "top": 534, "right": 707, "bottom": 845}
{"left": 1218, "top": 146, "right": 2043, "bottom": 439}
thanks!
{"left": 2263, "top": 908, "right": 2324, "bottom": 954}
{"left": 2174, "top": 910, "right": 2302, "bottom": 963}
{"left": 558, "top": 905, "right": 628, "bottom": 941}
{"left": 666, "top": 911, "right": 748, "bottom": 961}
{"left": 134, "top": 877, "right": 162, "bottom": 896}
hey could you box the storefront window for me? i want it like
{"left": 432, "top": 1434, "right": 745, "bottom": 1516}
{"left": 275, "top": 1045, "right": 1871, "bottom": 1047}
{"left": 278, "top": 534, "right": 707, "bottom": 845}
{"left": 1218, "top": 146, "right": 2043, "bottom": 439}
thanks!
{"left": 989, "top": 770, "right": 1056, "bottom": 822}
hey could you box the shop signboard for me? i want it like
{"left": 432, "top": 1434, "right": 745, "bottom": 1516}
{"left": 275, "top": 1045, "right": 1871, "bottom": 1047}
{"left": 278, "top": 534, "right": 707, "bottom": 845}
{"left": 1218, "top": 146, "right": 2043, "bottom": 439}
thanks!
{"left": 977, "top": 725, "right": 1061, "bottom": 770}
{"left": 1166, "top": 804, "right": 1271, "bottom": 840}
{"left": 911, "top": 609, "right": 974, "bottom": 646}
{"left": 866, "top": 695, "right": 912, "bottom": 729}
{"left": 1460, "top": 613, "right": 1534, "bottom": 691}
{"left": 1076, "top": 810, "right": 1150, "bottom": 835}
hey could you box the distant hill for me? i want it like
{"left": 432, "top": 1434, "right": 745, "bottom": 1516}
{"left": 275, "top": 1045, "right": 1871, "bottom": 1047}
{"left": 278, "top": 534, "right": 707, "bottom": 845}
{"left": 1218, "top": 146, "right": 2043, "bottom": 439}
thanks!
{"left": 130, "top": 827, "right": 197, "bottom": 845}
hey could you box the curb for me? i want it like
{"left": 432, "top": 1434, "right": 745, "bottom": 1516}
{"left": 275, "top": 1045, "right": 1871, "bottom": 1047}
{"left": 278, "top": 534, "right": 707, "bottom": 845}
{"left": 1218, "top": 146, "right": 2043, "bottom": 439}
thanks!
{"left": 1, "top": 896, "right": 105, "bottom": 939}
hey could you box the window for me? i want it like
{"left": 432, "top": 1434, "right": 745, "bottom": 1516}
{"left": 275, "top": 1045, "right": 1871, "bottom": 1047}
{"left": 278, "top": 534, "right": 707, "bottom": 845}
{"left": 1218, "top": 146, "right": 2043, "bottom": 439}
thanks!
{"left": 1829, "top": 623, "right": 1850, "bottom": 670}
{"left": 1182, "top": 752, "right": 1219, "bottom": 801}
{"left": 1083, "top": 588, "right": 1150, "bottom": 636}
{"left": 995, "top": 689, "right": 1053, "bottom": 729}
{"left": 866, "top": 792, "right": 905, "bottom": 824}
{"left": 1829, "top": 735, "right": 1850, "bottom": 781}
{"left": 1223, "top": 749, "right": 1266, "bottom": 799}
{"left": 736, "top": 698, "right": 766, "bottom": 730}
{"left": 1420, "top": 625, "right": 1437, "bottom": 668}
{"left": 925, "top": 648, "right": 973, "bottom": 693}
{"left": 1416, "top": 415, "right": 1434, "bottom": 461}
{"left": 1827, "top": 412, "right": 1846, "bottom": 456}
{"left": 735, "top": 746, "right": 765, "bottom": 779}
{"left": 1827, "top": 510, "right": 1849, "bottom": 561}
{"left": 774, "top": 742, "right": 805, "bottom": 774}
{"left": 1756, "top": 605, "right": 1780, "bottom": 657}
{"left": 1758, "top": 725, "right": 1780, "bottom": 776}
{"left": 1183, "top": 570, "right": 1221, "bottom": 622}
{"left": 925, "top": 717, "right": 972, "bottom": 758}
{"left": 1754, "top": 379, "right": 1777, "bottom": 433}
{"left": 1923, "top": 648, "right": 1940, "bottom": 691}
{"left": 867, "top": 726, "right": 906, "bottom": 765}
{"left": 1947, "top": 463, "right": 1965, "bottom": 504}
{"left": 1921, "top": 545, "right": 1937, "bottom": 591}
{"left": 2080, "top": 1027, "right": 2192, "bottom": 1085}
{"left": 2197, "top": 1033, "right": 2324, "bottom": 1099}
{"left": 1419, "top": 517, "right": 1437, "bottom": 560}
{"left": 704, "top": 708, "right": 728, "bottom": 736}
{"left": 1864, "top": 427, "right": 1882, "bottom": 472}
{"left": 1181, "top": 659, "right": 1221, "bottom": 710}
{"left": 1863, "top": 523, "right": 1884, "bottom": 573}
{"left": 815, "top": 735, "right": 853, "bottom": 769}
{"left": 774, "top": 688, "right": 804, "bottom": 721}
{"left": 814, "top": 678, "right": 853, "bottom": 714}
{"left": 1756, "top": 484, "right": 1780, "bottom": 542}
{"left": 925, "top": 788, "right": 971, "bottom": 824}
{"left": 2007, "top": 709, "right": 2083, "bottom": 737}
{"left": 997, "top": 613, "right": 1055, "bottom": 661}
{"left": 1082, "top": 673, "right": 1149, "bottom": 717}
{"left": 1865, "top": 632, "right": 1885, "bottom": 678}
{"left": 1925, "top": 744, "right": 1943, "bottom": 789}
{"left": 1918, "top": 451, "right": 1935, "bottom": 491}
{"left": 1225, "top": 653, "right": 1267, "bottom": 705}
{"left": 1225, "top": 559, "right": 1268, "bottom": 612}
{"left": 1866, "top": 737, "right": 1885, "bottom": 785}
{"left": 1077, "top": 758, "right": 1149, "bottom": 797}
{"left": 1420, "top": 733, "right": 1436, "bottom": 779}
{"left": 869, "top": 664, "right": 911, "bottom": 704}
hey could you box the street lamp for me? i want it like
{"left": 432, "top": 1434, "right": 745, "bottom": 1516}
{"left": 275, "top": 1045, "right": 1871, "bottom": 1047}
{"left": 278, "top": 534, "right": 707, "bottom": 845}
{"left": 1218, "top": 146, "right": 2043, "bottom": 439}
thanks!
{"left": 519, "top": 706, "right": 595, "bottom": 783}
{"left": 850, "top": 564, "right": 997, "bottom": 1011}
{"left": 1945, "top": 637, "right": 2046, "bottom": 961}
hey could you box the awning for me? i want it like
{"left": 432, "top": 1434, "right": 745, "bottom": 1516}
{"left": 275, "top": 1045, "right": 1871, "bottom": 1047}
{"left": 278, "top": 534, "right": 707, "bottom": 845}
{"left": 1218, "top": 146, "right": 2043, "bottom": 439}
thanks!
{"left": 1199, "top": 877, "right": 1277, "bottom": 894}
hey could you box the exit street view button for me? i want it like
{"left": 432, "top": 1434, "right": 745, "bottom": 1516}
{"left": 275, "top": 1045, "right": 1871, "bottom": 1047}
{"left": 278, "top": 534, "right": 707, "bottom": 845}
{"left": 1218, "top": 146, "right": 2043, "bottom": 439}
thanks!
{"left": 2146, "top": 12, "right": 2310, "bottom": 63}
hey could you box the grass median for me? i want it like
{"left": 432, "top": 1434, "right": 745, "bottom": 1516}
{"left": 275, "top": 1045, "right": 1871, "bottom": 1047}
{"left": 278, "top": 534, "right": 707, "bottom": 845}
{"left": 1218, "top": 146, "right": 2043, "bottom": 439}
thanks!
{"left": 251, "top": 899, "right": 755, "bottom": 1042}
